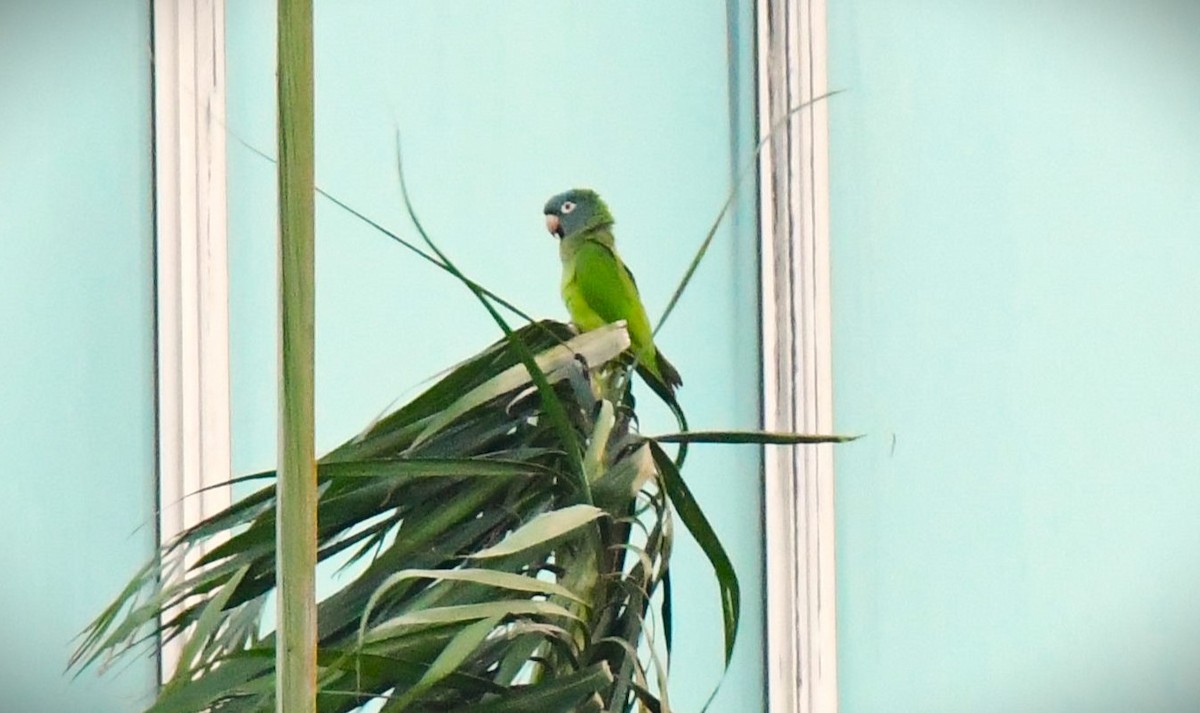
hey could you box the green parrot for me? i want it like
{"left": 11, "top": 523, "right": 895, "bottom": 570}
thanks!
{"left": 543, "top": 188, "right": 682, "bottom": 394}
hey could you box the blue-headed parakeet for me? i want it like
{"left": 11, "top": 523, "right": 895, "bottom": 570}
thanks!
{"left": 543, "top": 188, "right": 682, "bottom": 394}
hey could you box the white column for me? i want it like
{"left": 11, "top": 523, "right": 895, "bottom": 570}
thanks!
{"left": 152, "top": 0, "right": 232, "bottom": 681}
{"left": 758, "top": 0, "right": 838, "bottom": 711}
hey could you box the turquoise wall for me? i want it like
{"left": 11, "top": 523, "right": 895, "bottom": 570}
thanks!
{"left": 829, "top": 2, "right": 1200, "bottom": 711}
{"left": 227, "top": 3, "right": 761, "bottom": 710}
{"left": 0, "top": 1, "right": 157, "bottom": 709}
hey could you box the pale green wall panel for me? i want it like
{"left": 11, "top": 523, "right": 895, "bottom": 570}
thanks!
{"left": 0, "top": 0, "right": 157, "bottom": 709}
{"left": 830, "top": 2, "right": 1200, "bottom": 711}
{"left": 227, "top": 3, "right": 761, "bottom": 710}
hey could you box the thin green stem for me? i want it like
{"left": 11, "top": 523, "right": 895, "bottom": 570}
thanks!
{"left": 392, "top": 134, "right": 592, "bottom": 506}
{"left": 654, "top": 90, "right": 843, "bottom": 336}
{"left": 276, "top": 1, "right": 317, "bottom": 712}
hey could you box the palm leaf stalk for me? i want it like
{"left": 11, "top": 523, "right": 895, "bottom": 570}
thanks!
{"left": 275, "top": 0, "right": 318, "bottom": 709}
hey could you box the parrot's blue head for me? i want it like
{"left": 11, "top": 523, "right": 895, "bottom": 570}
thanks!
{"left": 543, "top": 188, "right": 613, "bottom": 239}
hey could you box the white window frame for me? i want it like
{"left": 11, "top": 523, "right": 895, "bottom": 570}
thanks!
{"left": 151, "top": 0, "right": 231, "bottom": 678}
{"left": 149, "top": 0, "right": 835, "bottom": 704}
{"left": 758, "top": 0, "right": 838, "bottom": 711}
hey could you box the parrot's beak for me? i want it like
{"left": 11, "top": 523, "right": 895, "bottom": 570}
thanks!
{"left": 544, "top": 213, "right": 562, "bottom": 238}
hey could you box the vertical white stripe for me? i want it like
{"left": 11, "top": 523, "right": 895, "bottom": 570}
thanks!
{"left": 153, "top": 0, "right": 231, "bottom": 681}
{"left": 758, "top": 0, "right": 837, "bottom": 711}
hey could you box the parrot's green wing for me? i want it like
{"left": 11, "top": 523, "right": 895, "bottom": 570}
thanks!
{"left": 567, "top": 239, "right": 682, "bottom": 393}
{"left": 569, "top": 240, "right": 655, "bottom": 361}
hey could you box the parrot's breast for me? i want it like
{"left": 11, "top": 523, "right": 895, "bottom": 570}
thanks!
{"left": 561, "top": 266, "right": 608, "bottom": 332}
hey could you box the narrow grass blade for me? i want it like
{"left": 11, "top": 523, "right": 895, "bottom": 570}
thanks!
{"left": 227, "top": 135, "right": 535, "bottom": 323}
{"left": 467, "top": 662, "right": 614, "bottom": 713}
{"left": 320, "top": 458, "right": 554, "bottom": 480}
{"left": 411, "top": 324, "right": 630, "bottom": 449}
{"left": 648, "top": 442, "right": 738, "bottom": 665}
{"left": 651, "top": 430, "right": 858, "bottom": 445}
{"left": 655, "top": 90, "right": 843, "bottom": 335}
{"left": 381, "top": 615, "right": 502, "bottom": 712}
{"left": 394, "top": 135, "right": 592, "bottom": 502}
{"left": 365, "top": 601, "right": 578, "bottom": 643}
{"left": 146, "top": 654, "right": 273, "bottom": 713}
{"left": 360, "top": 568, "right": 587, "bottom": 651}
{"left": 164, "top": 565, "right": 250, "bottom": 690}
{"left": 472, "top": 505, "right": 606, "bottom": 559}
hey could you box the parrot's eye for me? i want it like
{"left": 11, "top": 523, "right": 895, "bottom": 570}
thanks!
{"left": 560, "top": 201, "right": 577, "bottom": 214}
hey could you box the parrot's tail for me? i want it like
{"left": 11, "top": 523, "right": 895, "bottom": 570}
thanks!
{"left": 655, "top": 349, "right": 683, "bottom": 391}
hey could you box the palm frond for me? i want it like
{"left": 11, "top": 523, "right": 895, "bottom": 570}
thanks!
{"left": 77, "top": 321, "right": 679, "bottom": 712}
{"left": 76, "top": 313, "right": 850, "bottom": 712}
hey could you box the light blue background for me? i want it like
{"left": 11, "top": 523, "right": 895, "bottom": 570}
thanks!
{"left": 227, "top": 3, "right": 762, "bottom": 710}
{"left": 830, "top": 2, "right": 1200, "bottom": 711}
{"left": 0, "top": 1, "right": 157, "bottom": 709}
